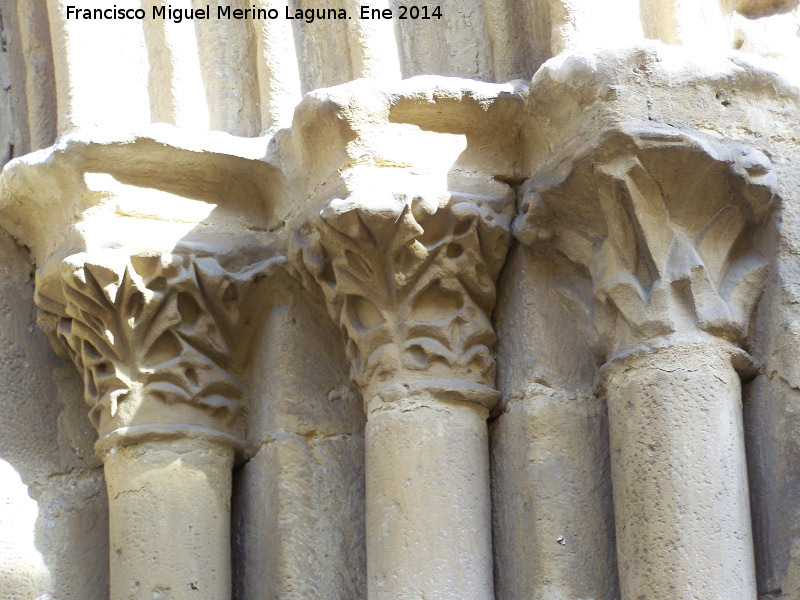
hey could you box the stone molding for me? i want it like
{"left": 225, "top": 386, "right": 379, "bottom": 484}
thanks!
{"left": 294, "top": 188, "right": 513, "bottom": 412}
{"left": 514, "top": 123, "right": 778, "bottom": 359}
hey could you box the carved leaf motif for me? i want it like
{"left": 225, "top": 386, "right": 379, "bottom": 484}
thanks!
{"left": 514, "top": 126, "right": 777, "bottom": 353}
{"left": 38, "top": 253, "right": 282, "bottom": 428}
{"left": 296, "top": 192, "right": 510, "bottom": 392}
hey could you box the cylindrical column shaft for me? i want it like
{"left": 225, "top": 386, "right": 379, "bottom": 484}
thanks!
{"left": 365, "top": 399, "right": 494, "bottom": 600}
{"left": 491, "top": 391, "right": 618, "bottom": 599}
{"left": 104, "top": 438, "right": 234, "bottom": 600}
{"left": 604, "top": 340, "right": 756, "bottom": 599}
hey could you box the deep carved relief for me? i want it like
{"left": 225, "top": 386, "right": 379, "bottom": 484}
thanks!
{"left": 294, "top": 191, "right": 512, "bottom": 404}
{"left": 35, "top": 251, "right": 283, "bottom": 434}
{"left": 514, "top": 125, "right": 777, "bottom": 357}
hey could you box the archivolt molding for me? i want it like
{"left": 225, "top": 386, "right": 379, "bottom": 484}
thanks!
{"left": 294, "top": 188, "right": 513, "bottom": 411}
{"left": 514, "top": 123, "right": 778, "bottom": 360}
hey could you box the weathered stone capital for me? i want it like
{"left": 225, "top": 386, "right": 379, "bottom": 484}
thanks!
{"left": 35, "top": 249, "right": 283, "bottom": 457}
{"left": 294, "top": 185, "right": 513, "bottom": 412}
{"left": 0, "top": 129, "right": 290, "bottom": 459}
{"left": 514, "top": 123, "right": 778, "bottom": 358}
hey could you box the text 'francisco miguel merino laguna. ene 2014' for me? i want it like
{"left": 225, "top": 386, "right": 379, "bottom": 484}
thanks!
{"left": 64, "top": 4, "right": 444, "bottom": 23}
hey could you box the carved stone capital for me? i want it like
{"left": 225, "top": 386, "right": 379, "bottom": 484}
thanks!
{"left": 35, "top": 248, "right": 283, "bottom": 457}
{"left": 295, "top": 185, "right": 513, "bottom": 411}
{"left": 0, "top": 128, "right": 291, "bottom": 460}
{"left": 514, "top": 124, "right": 777, "bottom": 358}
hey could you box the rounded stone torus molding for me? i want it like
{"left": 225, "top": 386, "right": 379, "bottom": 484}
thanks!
{"left": 293, "top": 182, "right": 513, "bottom": 600}
{"left": 514, "top": 122, "right": 778, "bottom": 599}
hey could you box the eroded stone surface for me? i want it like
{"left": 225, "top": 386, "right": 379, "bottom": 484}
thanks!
{"left": 515, "top": 123, "right": 776, "bottom": 358}
{"left": 233, "top": 434, "right": 366, "bottom": 600}
{"left": 105, "top": 438, "right": 233, "bottom": 600}
{"left": 296, "top": 187, "right": 512, "bottom": 408}
{"left": 293, "top": 164, "right": 512, "bottom": 598}
{"left": 490, "top": 390, "right": 618, "bottom": 600}
{"left": 514, "top": 79, "right": 783, "bottom": 597}
{"left": 0, "top": 228, "right": 107, "bottom": 600}
{"left": 603, "top": 339, "right": 756, "bottom": 599}
{"left": 2, "top": 7, "right": 800, "bottom": 599}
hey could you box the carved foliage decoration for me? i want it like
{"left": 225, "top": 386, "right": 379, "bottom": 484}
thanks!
{"left": 36, "top": 252, "right": 280, "bottom": 429}
{"left": 514, "top": 126, "right": 777, "bottom": 354}
{"left": 295, "top": 192, "right": 511, "bottom": 394}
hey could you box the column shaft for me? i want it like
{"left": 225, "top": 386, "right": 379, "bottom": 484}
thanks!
{"left": 491, "top": 392, "right": 618, "bottom": 599}
{"left": 365, "top": 400, "right": 494, "bottom": 600}
{"left": 104, "top": 438, "right": 234, "bottom": 600}
{"left": 604, "top": 340, "right": 756, "bottom": 599}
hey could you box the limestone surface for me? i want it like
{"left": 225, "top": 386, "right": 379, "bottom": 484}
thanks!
{"left": 2, "top": 3, "right": 800, "bottom": 600}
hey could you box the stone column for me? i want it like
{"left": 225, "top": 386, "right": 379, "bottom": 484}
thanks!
{"left": 515, "top": 124, "right": 777, "bottom": 600}
{"left": 491, "top": 248, "right": 619, "bottom": 600}
{"left": 295, "top": 186, "right": 513, "bottom": 600}
{"left": 35, "top": 250, "right": 277, "bottom": 600}
{"left": 103, "top": 438, "right": 233, "bottom": 600}
{"left": 602, "top": 336, "right": 754, "bottom": 598}
{"left": 365, "top": 386, "right": 494, "bottom": 600}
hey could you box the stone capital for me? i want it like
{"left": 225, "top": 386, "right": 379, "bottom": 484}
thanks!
{"left": 35, "top": 249, "right": 283, "bottom": 457}
{"left": 0, "top": 129, "right": 288, "bottom": 459}
{"left": 294, "top": 182, "right": 513, "bottom": 413}
{"left": 514, "top": 123, "right": 778, "bottom": 359}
